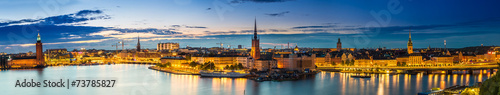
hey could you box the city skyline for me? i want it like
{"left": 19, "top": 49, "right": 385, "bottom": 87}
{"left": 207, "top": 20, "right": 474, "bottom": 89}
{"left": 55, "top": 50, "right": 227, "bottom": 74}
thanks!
{"left": 1, "top": 0, "right": 500, "bottom": 53}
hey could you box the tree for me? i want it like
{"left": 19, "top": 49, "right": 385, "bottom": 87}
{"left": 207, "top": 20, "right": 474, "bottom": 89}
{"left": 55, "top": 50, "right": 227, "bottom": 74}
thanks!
{"left": 341, "top": 60, "right": 345, "bottom": 66}
{"left": 350, "top": 59, "right": 355, "bottom": 66}
{"left": 165, "top": 62, "right": 172, "bottom": 67}
{"left": 201, "top": 61, "right": 216, "bottom": 70}
{"left": 237, "top": 63, "right": 244, "bottom": 70}
{"left": 189, "top": 61, "right": 198, "bottom": 68}
{"left": 402, "top": 62, "right": 407, "bottom": 66}
{"left": 331, "top": 61, "right": 336, "bottom": 66}
{"left": 397, "top": 62, "right": 401, "bottom": 66}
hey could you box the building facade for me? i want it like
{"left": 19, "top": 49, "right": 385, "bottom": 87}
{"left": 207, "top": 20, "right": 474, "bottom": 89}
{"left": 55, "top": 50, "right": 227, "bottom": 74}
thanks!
{"left": 157, "top": 42, "right": 180, "bottom": 51}
{"left": 251, "top": 19, "right": 261, "bottom": 59}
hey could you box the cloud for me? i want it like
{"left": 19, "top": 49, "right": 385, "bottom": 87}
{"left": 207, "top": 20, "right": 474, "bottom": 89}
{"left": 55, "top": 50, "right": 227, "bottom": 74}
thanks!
{"left": 0, "top": 9, "right": 110, "bottom": 27}
{"left": 265, "top": 11, "right": 290, "bottom": 17}
{"left": 88, "top": 30, "right": 121, "bottom": 36}
{"left": 59, "top": 34, "right": 83, "bottom": 39}
{"left": 171, "top": 25, "right": 207, "bottom": 28}
{"left": 185, "top": 26, "right": 207, "bottom": 28}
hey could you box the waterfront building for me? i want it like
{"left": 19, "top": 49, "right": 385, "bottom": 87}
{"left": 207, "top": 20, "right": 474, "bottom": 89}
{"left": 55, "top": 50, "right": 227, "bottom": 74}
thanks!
{"left": 372, "top": 58, "right": 397, "bottom": 66}
{"left": 46, "top": 48, "right": 71, "bottom": 64}
{"left": 337, "top": 38, "right": 342, "bottom": 51}
{"left": 237, "top": 56, "right": 253, "bottom": 68}
{"left": 274, "top": 53, "right": 316, "bottom": 71}
{"left": 407, "top": 29, "right": 413, "bottom": 54}
{"left": 433, "top": 55, "right": 453, "bottom": 66}
{"left": 191, "top": 55, "right": 248, "bottom": 69}
{"left": 354, "top": 57, "right": 371, "bottom": 66}
{"left": 408, "top": 53, "right": 423, "bottom": 66}
{"left": 160, "top": 56, "right": 188, "bottom": 67}
{"left": 251, "top": 19, "right": 261, "bottom": 60}
{"left": 314, "top": 53, "right": 331, "bottom": 66}
{"left": 8, "top": 33, "right": 45, "bottom": 68}
{"left": 157, "top": 42, "right": 180, "bottom": 51}
{"left": 8, "top": 56, "right": 38, "bottom": 68}
{"left": 254, "top": 59, "right": 277, "bottom": 71}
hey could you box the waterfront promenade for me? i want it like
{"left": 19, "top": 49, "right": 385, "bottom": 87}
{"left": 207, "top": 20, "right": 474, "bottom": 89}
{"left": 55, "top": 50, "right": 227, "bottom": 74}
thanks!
{"left": 318, "top": 63, "right": 499, "bottom": 74}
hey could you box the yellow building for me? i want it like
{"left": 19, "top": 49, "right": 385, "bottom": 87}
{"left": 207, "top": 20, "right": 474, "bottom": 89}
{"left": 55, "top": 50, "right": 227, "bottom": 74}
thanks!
{"left": 160, "top": 56, "right": 188, "bottom": 67}
{"left": 314, "top": 53, "right": 331, "bottom": 66}
{"left": 191, "top": 56, "right": 247, "bottom": 68}
{"left": 274, "top": 54, "right": 316, "bottom": 71}
{"left": 354, "top": 58, "right": 371, "bottom": 66}
{"left": 433, "top": 56, "right": 453, "bottom": 66}
{"left": 372, "top": 59, "right": 397, "bottom": 66}
{"left": 408, "top": 53, "right": 423, "bottom": 66}
{"left": 8, "top": 56, "right": 38, "bottom": 68}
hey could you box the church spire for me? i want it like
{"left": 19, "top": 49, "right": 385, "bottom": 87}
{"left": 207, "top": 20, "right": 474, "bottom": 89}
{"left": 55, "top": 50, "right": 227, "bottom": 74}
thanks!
{"left": 408, "top": 28, "right": 412, "bottom": 46}
{"left": 407, "top": 28, "right": 413, "bottom": 54}
{"left": 137, "top": 35, "right": 141, "bottom": 51}
{"left": 253, "top": 17, "right": 257, "bottom": 40}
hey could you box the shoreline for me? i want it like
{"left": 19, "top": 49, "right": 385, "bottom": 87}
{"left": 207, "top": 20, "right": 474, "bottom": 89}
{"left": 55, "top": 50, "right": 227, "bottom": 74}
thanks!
{"left": 148, "top": 66, "right": 201, "bottom": 75}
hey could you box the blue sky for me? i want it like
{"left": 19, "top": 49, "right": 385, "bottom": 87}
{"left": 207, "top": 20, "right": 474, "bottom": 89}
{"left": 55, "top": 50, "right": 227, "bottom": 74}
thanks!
{"left": 0, "top": 0, "right": 499, "bottom": 53}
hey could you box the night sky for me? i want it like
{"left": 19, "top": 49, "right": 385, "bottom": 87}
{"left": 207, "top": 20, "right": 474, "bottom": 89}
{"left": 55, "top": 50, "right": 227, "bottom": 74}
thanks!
{"left": 1, "top": 0, "right": 499, "bottom": 53}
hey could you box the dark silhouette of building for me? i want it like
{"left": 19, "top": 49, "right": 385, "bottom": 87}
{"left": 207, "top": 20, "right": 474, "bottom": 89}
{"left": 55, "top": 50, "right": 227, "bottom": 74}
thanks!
{"left": 337, "top": 38, "right": 342, "bottom": 51}
{"left": 137, "top": 36, "right": 141, "bottom": 51}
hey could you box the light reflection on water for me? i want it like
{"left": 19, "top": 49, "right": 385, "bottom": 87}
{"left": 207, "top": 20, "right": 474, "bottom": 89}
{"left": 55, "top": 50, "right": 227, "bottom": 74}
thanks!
{"left": 0, "top": 64, "right": 496, "bottom": 95}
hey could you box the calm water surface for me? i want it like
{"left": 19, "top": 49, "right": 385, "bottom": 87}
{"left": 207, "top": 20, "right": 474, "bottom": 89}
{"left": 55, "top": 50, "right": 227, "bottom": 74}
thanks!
{"left": 0, "top": 64, "right": 496, "bottom": 95}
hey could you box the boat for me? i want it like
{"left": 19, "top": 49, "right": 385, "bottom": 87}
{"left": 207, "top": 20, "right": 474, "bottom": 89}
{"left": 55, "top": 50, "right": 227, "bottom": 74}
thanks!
{"left": 350, "top": 73, "right": 371, "bottom": 78}
{"left": 199, "top": 70, "right": 249, "bottom": 78}
{"left": 418, "top": 87, "right": 443, "bottom": 95}
{"left": 350, "top": 75, "right": 371, "bottom": 78}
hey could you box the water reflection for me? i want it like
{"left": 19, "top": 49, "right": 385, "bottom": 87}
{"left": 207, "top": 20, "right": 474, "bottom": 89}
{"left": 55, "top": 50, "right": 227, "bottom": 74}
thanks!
{"left": 0, "top": 64, "right": 496, "bottom": 95}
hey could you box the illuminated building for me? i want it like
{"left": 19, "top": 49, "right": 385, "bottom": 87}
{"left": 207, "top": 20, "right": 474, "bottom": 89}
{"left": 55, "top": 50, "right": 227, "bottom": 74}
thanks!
{"left": 8, "top": 33, "right": 45, "bottom": 68}
{"left": 191, "top": 55, "right": 248, "bottom": 69}
{"left": 408, "top": 53, "right": 422, "bottom": 66}
{"left": 157, "top": 42, "right": 180, "bottom": 51}
{"left": 314, "top": 53, "right": 331, "bottom": 66}
{"left": 354, "top": 58, "right": 371, "bottom": 66}
{"left": 251, "top": 18, "right": 261, "bottom": 59}
{"left": 274, "top": 53, "right": 316, "bottom": 71}
{"left": 294, "top": 45, "right": 299, "bottom": 53}
{"left": 407, "top": 29, "right": 413, "bottom": 54}
{"left": 372, "top": 58, "right": 397, "bottom": 66}
{"left": 254, "top": 59, "right": 277, "bottom": 71}
{"left": 337, "top": 38, "right": 341, "bottom": 51}
{"left": 160, "top": 56, "right": 188, "bottom": 67}
{"left": 8, "top": 56, "right": 38, "bottom": 68}
{"left": 433, "top": 55, "right": 453, "bottom": 66}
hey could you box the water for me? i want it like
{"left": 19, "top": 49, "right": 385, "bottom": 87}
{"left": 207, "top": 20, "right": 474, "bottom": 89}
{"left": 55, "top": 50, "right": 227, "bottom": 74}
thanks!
{"left": 0, "top": 64, "right": 495, "bottom": 95}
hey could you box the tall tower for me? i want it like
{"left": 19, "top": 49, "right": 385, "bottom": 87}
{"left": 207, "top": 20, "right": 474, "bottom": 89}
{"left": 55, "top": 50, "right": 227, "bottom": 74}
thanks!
{"left": 407, "top": 29, "right": 413, "bottom": 54}
{"left": 36, "top": 33, "right": 45, "bottom": 66}
{"left": 251, "top": 18, "right": 261, "bottom": 59}
{"left": 136, "top": 35, "right": 141, "bottom": 51}
{"left": 337, "top": 38, "right": 342, "bottom": 51}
